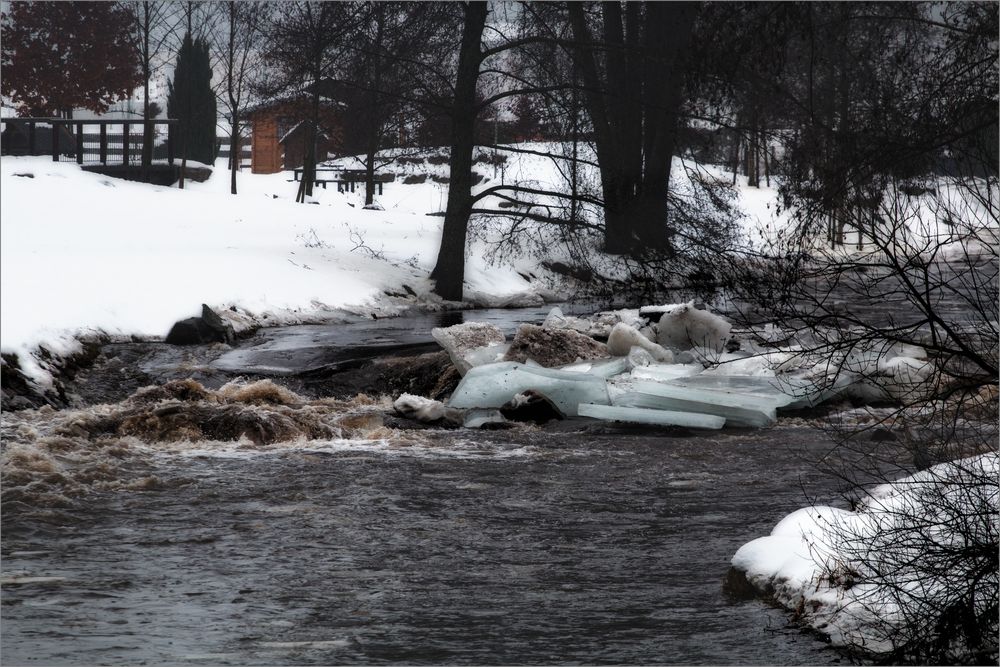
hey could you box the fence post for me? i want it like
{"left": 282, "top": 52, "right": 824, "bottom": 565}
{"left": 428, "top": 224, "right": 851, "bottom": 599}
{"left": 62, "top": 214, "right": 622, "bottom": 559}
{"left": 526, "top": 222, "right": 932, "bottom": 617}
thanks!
{"left": 76, "top": 123, "right": 84, "bottom": 164}
{"left": 28, "top": 122, "right": 36, "bottom": 155}
{"left": 100, "top": 124, "right": 107, "bottom": 164}
{"left": 122, "top": 122, "right": 130, "bottom": 166}
{"left": 51, "top": 122, "right": 59, "bottom": 161}
{"left": 167, "top": 122, "right": 174, "bottom": 165}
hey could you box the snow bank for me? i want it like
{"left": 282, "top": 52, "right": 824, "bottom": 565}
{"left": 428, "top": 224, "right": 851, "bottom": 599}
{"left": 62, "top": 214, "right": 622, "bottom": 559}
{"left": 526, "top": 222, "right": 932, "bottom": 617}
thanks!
{"left": 731, "top": 452, "right": 999, "bottom": 657}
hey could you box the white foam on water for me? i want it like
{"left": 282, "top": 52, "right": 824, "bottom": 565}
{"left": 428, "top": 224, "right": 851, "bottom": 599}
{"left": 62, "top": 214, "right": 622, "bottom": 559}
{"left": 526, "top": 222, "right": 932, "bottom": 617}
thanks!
{"left": 170, "top": 437, "right": 539, "bottom": 461}
{"left": 258, "top": 639, "right": 350, "bottom": 649}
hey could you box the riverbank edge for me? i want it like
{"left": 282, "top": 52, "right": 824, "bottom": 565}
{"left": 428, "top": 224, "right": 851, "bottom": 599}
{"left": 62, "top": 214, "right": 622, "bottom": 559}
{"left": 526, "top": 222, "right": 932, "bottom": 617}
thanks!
{"left": 0, "top": 285, "right": 574, "bottom": 412}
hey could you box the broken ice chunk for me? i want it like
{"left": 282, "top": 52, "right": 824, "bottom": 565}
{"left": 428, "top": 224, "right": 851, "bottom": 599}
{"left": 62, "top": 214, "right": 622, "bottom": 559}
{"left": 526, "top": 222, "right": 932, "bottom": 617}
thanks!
{"left": 462, "top": 342, "right": 510, "bottom": 369}
{"left": 559, "top": 357, "right": 630, "bottom": 378}
{"left": 629, "top": 363, "right": 705, "bottom": 382}
{"left": 578, "top": 403, "right": 725, "bottom": 430}
{"left": 542, "top": 306, "right": 592, "bottom": 333}
{"left": 627, "top": 346, "right": 656, "bottom": 368}
{"left": 613, "top": 380, "right": 777, "bottom": 427}
{"left": 606, "top": 322, "right": 674, "bottom": 362}
{"left": 448, "top": 362, "right": 610, "bottom": 416}
{"left": 431, "top": 322, "right": 506, "bottom": 375}
{"left": 651, "top": 301, "right": 732, "bottom": 352}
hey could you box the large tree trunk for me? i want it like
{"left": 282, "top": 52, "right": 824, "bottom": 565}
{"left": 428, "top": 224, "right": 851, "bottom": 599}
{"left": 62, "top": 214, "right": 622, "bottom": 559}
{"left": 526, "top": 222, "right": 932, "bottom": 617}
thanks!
{"left": 634, "top": 2, "right": 698, "bottom": 252}
{"left": 230, "top": 112, "right": 239, "bottom": 194}
{"left": 567, "top": 3, "right": 633, "bottom": 254}
{"left": 429, "top": 2, "right": 487, "bottom": 301}
{"left": 569, "top": 2, "right": 697, "bottom": 255}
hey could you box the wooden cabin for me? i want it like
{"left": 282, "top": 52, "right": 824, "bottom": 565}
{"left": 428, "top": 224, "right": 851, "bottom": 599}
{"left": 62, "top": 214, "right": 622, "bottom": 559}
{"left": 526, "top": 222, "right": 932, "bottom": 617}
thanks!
{"left": 244, "top": 88, "right": 344, "bottom": 174}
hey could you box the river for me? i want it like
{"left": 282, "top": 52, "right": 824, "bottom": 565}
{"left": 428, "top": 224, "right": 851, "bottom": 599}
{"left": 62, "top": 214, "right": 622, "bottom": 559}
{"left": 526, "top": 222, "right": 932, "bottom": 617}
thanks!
{"left": 1, "top": 305, "right": 871, "bottom": 665}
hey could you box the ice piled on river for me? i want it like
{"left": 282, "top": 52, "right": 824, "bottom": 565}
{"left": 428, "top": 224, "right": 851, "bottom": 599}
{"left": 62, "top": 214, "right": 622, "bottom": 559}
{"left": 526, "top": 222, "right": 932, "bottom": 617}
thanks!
{"left": 448, "top": 362, "right": 610, "bottom": 416}
{"left": 559, "top": 357, "right": 631, "bottom": 378}
{"left": 611, "top": 379, "right": 779, "bottom": 427}
{"left": 425, "top": 305, "right": 932, "bottom": 431}
{"left": 578, "top": 403, "right": 725, "bottom": 430}
{"left": 647, "top": 301, "right": 732, "bottom": 352}
{"left": 606, "top": 322, "right": 674, "bottom": 362}
{"left": 629, "top": 362, "right": 705, "bottom": 382}
{"left": 431, "top": 321, "right": 506, "bottom": 375}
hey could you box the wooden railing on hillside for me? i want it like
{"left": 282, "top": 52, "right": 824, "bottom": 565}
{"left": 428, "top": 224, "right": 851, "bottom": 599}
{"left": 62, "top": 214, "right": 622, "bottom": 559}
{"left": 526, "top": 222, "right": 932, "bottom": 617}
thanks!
{"left": 0, "top": 118, "right": 179, "bottom": 166}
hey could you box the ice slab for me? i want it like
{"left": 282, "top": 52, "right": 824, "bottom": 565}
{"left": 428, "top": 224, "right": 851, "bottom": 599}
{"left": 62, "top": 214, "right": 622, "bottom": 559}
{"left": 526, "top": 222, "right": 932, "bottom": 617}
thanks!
{"left": 462, "top": 342, "right": 510, "bottom": 369}
{"left": 661, "top": 374, "right": 849, "bottom": 410}
{"left": 559, "top": 357, "right": 630, "bottom": 378}
{"left": 606, "top": 322, "right": 673, "bottom": 362}
{"left": 613, "top": 380, "right": 778, "bottom": 427}
{"left": 652, "top": 302, "right": 732, "bottom": 352}
{"left": 701, "top": 352, "right": 799, "bottom": 377}
{"left": 431, "top": 322, "right": 506, "bottom": 375}
{"left": 629, "top": 363, "right": 705, "bottom": 382}
{"left": 448, "top": 362, "right": 610, "bottom": 416}
{"left": 666, "top": 375, "right": 798, "bottom": 407}
{"left": 578, "top": 403, "right": 725, "bottom": 430}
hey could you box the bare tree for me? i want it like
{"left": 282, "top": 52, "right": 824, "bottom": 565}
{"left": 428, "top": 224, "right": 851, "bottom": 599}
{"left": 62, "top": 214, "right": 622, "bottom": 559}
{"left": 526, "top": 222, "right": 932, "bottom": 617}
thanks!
{"left": 209, "top": 1, "right": 264, "bottom": 195}
{"left": 124, "top": 0, "right": 181, "bottom": 168}
{"left": 339, "top": 2, "right": 456, "bottom": 206}
{"left": 258, "top": 1, "right": 355, "bottom": 202}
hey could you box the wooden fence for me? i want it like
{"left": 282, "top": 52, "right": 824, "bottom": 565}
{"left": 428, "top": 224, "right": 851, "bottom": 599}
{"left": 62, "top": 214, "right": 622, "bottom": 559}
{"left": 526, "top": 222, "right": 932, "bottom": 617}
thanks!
{"left": 0, "top": 118, "right": 179, "bottom": 166}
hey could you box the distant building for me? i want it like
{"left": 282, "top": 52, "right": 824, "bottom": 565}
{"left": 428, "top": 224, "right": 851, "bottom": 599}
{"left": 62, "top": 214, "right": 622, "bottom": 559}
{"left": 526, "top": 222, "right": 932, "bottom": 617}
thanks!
{"left": 242, "top": 80, "right": 346, "bottom": 174}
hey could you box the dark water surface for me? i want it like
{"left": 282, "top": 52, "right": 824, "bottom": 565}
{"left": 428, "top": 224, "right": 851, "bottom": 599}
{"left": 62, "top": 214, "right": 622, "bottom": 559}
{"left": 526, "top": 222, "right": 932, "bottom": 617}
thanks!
{"left": 2, "top": 424, "right": 849, "bottom": 666}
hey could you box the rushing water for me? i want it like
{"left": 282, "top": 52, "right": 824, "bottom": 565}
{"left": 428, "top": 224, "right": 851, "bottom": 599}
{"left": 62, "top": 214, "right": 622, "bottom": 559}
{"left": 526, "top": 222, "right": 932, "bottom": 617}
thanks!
{"left": 2, "top": 421, "right": 851, "bottom": 666}
{"left": 0, "top": 302, "right": 902, "bottom": 666}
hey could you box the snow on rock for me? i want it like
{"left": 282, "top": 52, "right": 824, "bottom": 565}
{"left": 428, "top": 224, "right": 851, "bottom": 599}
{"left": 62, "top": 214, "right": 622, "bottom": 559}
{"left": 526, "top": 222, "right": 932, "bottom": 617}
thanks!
{"left": 503, "top": 324, "right": 609, "bottom": 368}
{"left": 651, "top": 302, "right": 732, "bottom": 352}
{"left": 430, "top": 322, "right": 506, "bottom": 376}
{"left": 606, "top": 322, "right": 674, "bottom": 362}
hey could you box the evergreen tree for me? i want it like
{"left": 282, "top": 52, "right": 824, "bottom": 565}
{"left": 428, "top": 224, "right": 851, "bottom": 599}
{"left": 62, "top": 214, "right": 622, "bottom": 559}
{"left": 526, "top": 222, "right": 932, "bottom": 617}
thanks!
{"left": 167, "top": 32, "right": 216, "bottom": 165}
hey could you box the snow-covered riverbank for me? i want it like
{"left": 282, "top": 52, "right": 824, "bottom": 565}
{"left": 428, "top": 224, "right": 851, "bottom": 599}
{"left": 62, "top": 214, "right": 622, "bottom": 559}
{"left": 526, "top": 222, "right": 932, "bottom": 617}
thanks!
{"left": 0, "top": 155, "right": 561, "bottom": 390}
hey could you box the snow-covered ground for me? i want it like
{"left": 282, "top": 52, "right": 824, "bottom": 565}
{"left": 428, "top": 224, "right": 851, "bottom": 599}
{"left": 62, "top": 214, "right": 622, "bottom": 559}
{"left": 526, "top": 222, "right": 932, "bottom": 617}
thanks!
{"left": 732, "top": 452, "right": 999, "bottom": 658}
{"left": 0, "top": 153, "right": 554, "bottom": 386}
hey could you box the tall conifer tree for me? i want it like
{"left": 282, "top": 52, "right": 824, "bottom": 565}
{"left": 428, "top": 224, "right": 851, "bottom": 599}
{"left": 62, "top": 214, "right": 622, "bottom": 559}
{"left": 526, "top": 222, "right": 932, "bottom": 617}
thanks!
{"left": 167, "top": 32, "right": 216, "bottom": 165}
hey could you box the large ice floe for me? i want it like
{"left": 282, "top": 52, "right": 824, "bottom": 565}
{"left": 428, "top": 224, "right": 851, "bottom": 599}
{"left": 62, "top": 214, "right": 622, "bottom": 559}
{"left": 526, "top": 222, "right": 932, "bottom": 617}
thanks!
{"left": 398, "top": 304, "right": 944, "bottom": 430}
